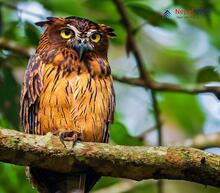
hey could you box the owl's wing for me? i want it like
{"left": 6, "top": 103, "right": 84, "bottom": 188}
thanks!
{"left": 20, "top": 54, "right": 44, "bottom": 134}
{"left": 103, "top": 80, "right": 115, "bottom": 143}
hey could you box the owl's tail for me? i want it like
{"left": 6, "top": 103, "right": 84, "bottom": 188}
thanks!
{"left": 27, "top": 167, "right": 100, "bottom": 193}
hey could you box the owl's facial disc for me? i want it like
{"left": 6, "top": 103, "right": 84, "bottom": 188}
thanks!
{"left": 63, "top": 24, "right": 92, "bottom": 60}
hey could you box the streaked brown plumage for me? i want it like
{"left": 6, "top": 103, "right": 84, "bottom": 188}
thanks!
{"left": 20, "top": 16, "right": 115, "bottom": 193}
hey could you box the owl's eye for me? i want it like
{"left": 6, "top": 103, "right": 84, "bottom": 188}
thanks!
{"left": 90, "top": 33, "right": 101, "bottom": 43}
{"left": 60, "top": 29, "right": 74, "bottom": 39}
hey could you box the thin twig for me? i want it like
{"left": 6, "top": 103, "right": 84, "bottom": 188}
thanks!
{"left": 151, "top": 90, "right": 163, "bottom": 193}
{"left": 114, "top": 75, "right": 220, "bottom": 95}
{"left": 113, "top": 0, "right": 152, "bottom": 86}
{"left": 150, "top": 90, "right": 162, "bottom": 146}
{"left": 174, "top": 132, "right": 220, "bottom": 149}
{"left": 112, "top": 75, "right": 145, "bottom": 86}
{"left": 112, "top": 1, "right": 164, "bottom": 192}
{"left": 112, "top": 0, "right": 163, "bottom": 144}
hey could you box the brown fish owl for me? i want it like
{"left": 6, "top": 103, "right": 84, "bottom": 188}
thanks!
{"left": 20, "top": 16, "right": 116, "bottom": 193}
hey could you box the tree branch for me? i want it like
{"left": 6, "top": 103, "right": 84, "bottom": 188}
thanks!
{"left": 0, "top": 37, "right": 33, "bottom": 58}
{"left": 114, "top": 76, "right": 220, "bottom": 95}
{"left": 112, "top": 75, "right": 145, "bottom": 87}
{"left": 177, "top": 132, "right": 220, "bottom": 150}
{"left": 1, "top": 37, "right": 220, "bottom": 96}
{"left": 94, "top": 131, "right": 220, "bottom": 193}
{"left": 1, "top": 128, "right": 220, "bottom": 187}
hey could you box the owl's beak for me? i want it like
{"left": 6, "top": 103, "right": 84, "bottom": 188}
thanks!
{"left": 74, "top": 40, "right": 90, "bottom": 61}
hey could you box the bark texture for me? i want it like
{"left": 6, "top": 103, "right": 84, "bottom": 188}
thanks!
{"left": 0, "top": 128, "right": 220, "bottom": 187}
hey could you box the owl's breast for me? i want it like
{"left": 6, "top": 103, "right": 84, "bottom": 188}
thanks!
{"left": 37, "top": 63, "right": 114, "bottom": 142}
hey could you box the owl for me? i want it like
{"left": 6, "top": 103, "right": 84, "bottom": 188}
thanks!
{"left": 20, "top": 16, "right": 116, "bottom": 193}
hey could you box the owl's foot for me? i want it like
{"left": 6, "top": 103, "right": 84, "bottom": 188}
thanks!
{"left": 59, "top": 131, "right": 81, "bottom": 148}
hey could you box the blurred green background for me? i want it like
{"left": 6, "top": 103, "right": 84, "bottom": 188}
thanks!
{"left": 1, "top": 0, "right": 220, "bottom": 192}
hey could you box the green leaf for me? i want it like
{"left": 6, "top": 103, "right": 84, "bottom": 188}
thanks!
{"left": 126, "top": 2, "right": 176, "bottom": 28}
{"left": 159, "top": 93, "right": 205, "bottom": 136}
{"left": 110, "top": 121, "right": 143, "bottom": 146}
{"left": 38, "top": 0, "right": 86, "bottom": 15}
{"left": 0, "top": 113, "right": 10, "bottom": 128}
{"left": 0, "top": 67, "right": 20, "bottom": 128}
{"left": 196, "top": 66, "right": 220, "bottom": 83}
{"left": 93, "top": 177, "right": 119, "bottom": 190}
{"left": 0, "top": 163, "right": 36, "bottom": 193}
{"left": 173, "top": 0, "right": 214, "bottom": 10}
{"left": 2, "top": 21, "right": 20, "bottom": 41}
{"left": 24, "top": 22, "right": 40, "bottom": 46}
{"left": 125, "top": 180, "right": 157, "bottom": 193}
{"left": 0, "top": 5, "right": 3, "bottom": 35}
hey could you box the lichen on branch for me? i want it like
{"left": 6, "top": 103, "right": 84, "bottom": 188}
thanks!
{"left": 0, "top": 128, "right": 220, "bottom": 187}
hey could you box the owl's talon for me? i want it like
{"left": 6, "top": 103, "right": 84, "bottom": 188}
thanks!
{"left": 59, "top": 131, "right": 81, "bottom": 148}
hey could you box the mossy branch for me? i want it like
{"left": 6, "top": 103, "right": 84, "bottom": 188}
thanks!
{"left": 0, "top": 128, "right": 220, "bottom": 187}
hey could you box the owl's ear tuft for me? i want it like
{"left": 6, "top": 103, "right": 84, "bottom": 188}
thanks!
{"left": 108, "top": 31, "right": 116, "bottom": 37}
{"left": 35, "top": 17, "right": 60, "bottom": 27}
{"left": 99, "top": 24, "right": 116, "bottom": 38}
{"left": 35, "top": 20, "right": 53, "bottom": 27}
{"left": 46, "top": 17, "right": 59, "bottom": 21}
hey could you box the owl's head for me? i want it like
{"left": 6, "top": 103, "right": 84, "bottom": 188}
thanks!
{"left": 36, "top": 16, "right": 116, "bottom": 60}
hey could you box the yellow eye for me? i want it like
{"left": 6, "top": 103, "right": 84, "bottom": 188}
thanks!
{"left": 60, "top": 29, "right": 73, "bottom": 39}
{"left": 90, "top": 33, "right": 101, "bottom": 43}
